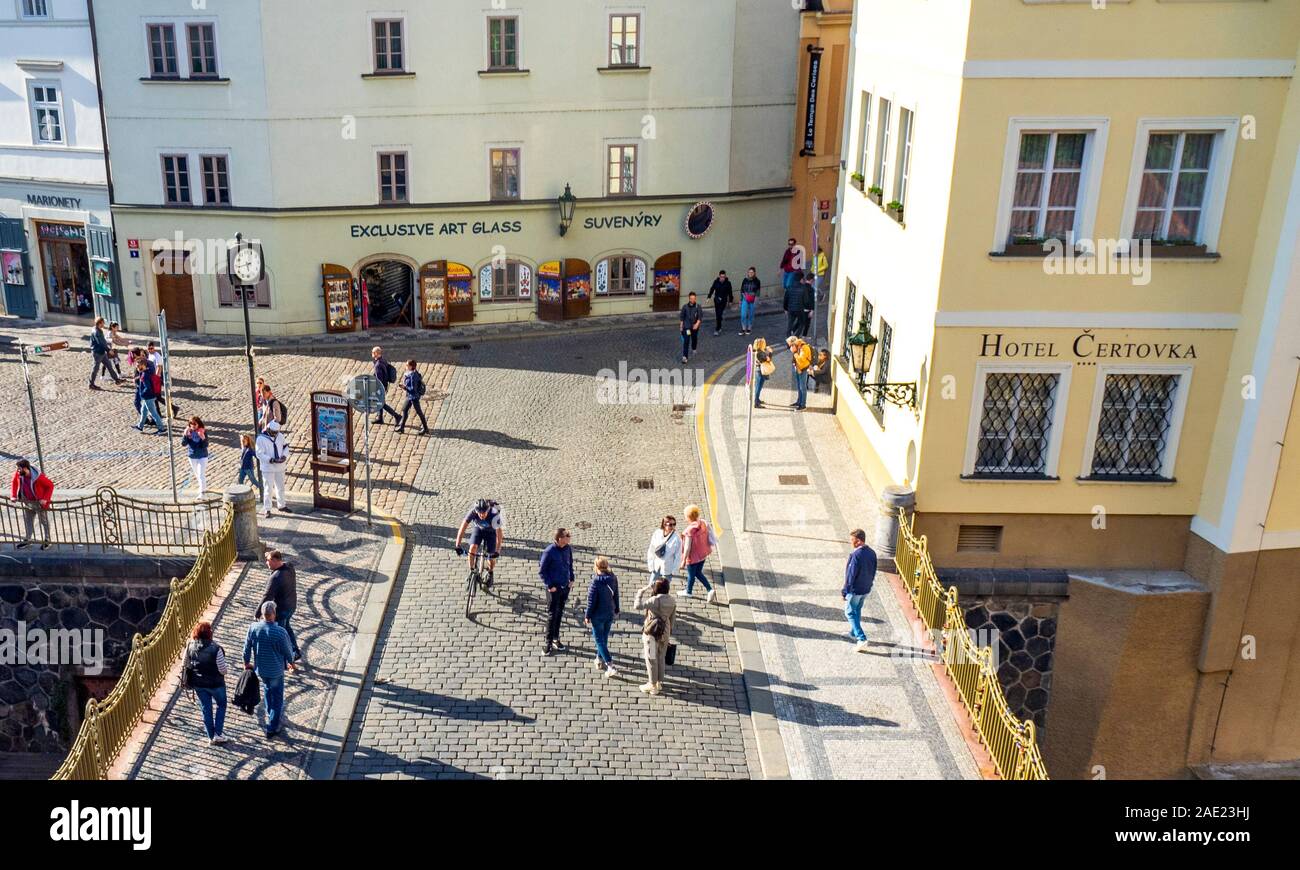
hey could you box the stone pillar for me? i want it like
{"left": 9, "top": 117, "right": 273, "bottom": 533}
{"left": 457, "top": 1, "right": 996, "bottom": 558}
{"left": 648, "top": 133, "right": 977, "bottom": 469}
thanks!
{"left": 875, "top": 485, "right": 915, "bottom": 573}
{"left": 224, "top": 484, "right": 262, "bottom": 561}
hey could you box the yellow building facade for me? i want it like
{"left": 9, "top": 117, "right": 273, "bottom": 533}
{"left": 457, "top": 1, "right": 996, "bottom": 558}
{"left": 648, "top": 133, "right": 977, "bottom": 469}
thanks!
{"left": 829, "top": 0, "right": 1300, "bottom": 776}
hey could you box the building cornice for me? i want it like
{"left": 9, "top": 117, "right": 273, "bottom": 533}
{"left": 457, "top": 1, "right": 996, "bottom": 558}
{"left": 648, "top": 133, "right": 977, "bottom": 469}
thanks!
{"left": 962, "top": 58, "right": 1295, "bottom": 80}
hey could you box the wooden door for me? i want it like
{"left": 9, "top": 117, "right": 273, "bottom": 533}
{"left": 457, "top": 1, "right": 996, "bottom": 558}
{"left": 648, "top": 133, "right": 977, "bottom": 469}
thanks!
{"left": 653, "top": 251, "right": 682, "bottom": 313}
{"left": 322, "top": 263, "right": 355, "bottom": 332}
{"left": 562, "top": 258, "right": 591, "bottom": 319}
{"left": 419, "top": 261, "right": 449, "bottom": 328}
{"left": 156, "top": 252, "right": 196, "bottom": 330}
{"left": 536, "top": 260, "right": 563, "bottom": 322}
{"left": 0, "top": 218, "right": 36, "bottom": 319}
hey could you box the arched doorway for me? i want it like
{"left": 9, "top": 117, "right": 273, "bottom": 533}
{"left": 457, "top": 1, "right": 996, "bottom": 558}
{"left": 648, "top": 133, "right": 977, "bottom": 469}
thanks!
{"left": 355, "top": 256, "right": 417, "bottom": 328}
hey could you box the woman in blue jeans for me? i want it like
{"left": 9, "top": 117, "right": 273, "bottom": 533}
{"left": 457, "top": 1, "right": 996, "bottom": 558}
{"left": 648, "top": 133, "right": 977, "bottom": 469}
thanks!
{"left": 584, "top": 556, "right": 620, "bottom": 678}
{"left": 185, "top": 621, "right": 229, "bottom": 745}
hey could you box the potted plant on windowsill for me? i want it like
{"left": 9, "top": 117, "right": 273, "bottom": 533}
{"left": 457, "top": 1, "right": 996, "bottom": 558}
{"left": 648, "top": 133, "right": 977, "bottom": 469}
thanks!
{"left": 850, "top": 172, "right": 865, "bottom": 192}
{"left": 1002, "top": 235, "right": 1052, "bottom": 257}
{"left": 867, "top": 185, "right": 884, "bottom": 206}
{"left": 885, "top": 200, "right": 905, "bottom": 223}
{"left": 1146, "top": 238, "right": 1211, "bottom": 258}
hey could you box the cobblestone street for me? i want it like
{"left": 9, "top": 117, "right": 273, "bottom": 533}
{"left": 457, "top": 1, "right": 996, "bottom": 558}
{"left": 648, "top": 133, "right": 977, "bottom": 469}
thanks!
{"left": 339, "top": 321, "right": 768, "bottom": 779}
{"left": 0, "top": 327, "right": 452, "bottom": 516}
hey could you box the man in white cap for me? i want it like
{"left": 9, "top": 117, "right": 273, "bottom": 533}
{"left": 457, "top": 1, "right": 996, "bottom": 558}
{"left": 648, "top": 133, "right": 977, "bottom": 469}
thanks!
{"left": 255, "top": 419, "right": 290, "bottom": 517}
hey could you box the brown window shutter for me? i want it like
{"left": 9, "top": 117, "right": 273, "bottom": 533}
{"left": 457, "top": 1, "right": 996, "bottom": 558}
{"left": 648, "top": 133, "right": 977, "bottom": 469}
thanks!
{"left": 216, "top": 271, "right": 235, "bottom": 307}
{"left": 254, "top": 275, "right": 271, "bottom": 308}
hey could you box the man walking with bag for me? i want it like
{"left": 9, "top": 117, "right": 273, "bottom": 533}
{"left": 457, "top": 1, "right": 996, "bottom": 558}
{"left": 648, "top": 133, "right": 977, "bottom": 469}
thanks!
{"left": 243, "top": 600, "right": 294, "bottom": 739}
{"left": 539, "top": 528, "right": 575, "bottom": 656}
{"left": 370, "top": 346, "right": 401, "bottom": 425}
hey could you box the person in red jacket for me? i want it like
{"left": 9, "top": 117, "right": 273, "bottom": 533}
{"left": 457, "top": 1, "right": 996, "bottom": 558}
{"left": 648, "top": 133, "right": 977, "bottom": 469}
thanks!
{"left": 11, "top": 459, "right": 53, "bottom": 549}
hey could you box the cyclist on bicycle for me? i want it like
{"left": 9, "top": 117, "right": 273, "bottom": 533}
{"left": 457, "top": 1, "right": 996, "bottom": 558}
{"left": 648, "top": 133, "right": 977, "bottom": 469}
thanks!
{"left": 455, "top": 498, "right": 503, "bottom": 586}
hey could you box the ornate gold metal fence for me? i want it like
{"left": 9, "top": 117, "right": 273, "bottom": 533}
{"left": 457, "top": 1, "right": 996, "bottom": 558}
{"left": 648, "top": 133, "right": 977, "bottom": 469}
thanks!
{"left": 49, "top": 504, "right": 237, "bottom": 781}
{"left": 894, "top": 511, "right": 1049, "bottom": 780}
{"left": 0, "top": 487, "right": 224, "bottom": 553}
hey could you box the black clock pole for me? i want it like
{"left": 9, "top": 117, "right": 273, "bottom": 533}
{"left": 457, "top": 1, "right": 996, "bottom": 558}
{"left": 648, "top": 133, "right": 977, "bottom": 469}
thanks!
{"left": 235, "top": 233, "right": 264, "bottom": 496}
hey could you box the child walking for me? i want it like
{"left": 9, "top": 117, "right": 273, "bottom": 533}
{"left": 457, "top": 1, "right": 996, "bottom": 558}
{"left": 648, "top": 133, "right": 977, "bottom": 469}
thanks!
{"left": 236, "top": 434, "right": 262, "bottom": 498}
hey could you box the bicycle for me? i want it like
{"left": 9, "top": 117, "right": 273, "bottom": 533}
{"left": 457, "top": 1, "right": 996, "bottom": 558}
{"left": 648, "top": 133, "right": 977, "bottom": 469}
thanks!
{"left": 464, "top": 546, "right": 493, "bottom": 619}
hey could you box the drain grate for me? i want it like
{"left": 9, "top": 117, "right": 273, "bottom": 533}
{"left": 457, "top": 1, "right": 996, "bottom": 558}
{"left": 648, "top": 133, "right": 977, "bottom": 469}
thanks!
{"left": 672, "top": 403, "right": 690, "bottom": 412}
{"left": 630, "top": 416, "right": 643, "bottom": 424}
{"left": 778, "top": 474, "right": 810, "bottom": 486}
{"left": 574, "top": 521, "right": 592, "bottom": 530}
{"left": 450, "top": 343, "right": 471, "bottom": 350}
{"left": 637, "top": 478, "right": 655, "bottom": 490}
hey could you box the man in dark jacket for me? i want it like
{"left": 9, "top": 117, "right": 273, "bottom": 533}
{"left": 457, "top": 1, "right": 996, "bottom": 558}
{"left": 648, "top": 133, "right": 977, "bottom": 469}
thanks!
{"left": 88, "top": 317, "right": 120, "bottom": 389}
{"left": 799, "top": 272, "right": 817, "bottom": 338}
{"left": 843, "top": 529, "right": 877, "bottom": 650}
{"left": 707, "top": 270, "right": 733, "bottom": 336}
{"left": 538, "top": 528, "right": 575, "bottom": 656}
{"left": 258, "top": 550, "right": 301, "bottom": 668}
{"left": 679, "top": 292, "right": 703, "bottom": 364}
{"left": 782, "top": 279, "right": 804, "bottom": 337}
{"left": 369, "top": 345, "right": 401, "bottom": 425}
{"left": 395, "top": 360, "right": 429, "bottom": 435}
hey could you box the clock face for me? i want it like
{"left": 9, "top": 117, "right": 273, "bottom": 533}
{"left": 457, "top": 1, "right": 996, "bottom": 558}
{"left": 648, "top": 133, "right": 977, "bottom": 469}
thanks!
{"left": 232, "top": 247, "right": 261, "bottom": 284}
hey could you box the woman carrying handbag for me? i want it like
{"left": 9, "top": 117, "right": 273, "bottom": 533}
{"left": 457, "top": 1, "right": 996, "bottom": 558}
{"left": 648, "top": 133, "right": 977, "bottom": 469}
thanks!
{"left": 634, "top": 578, "right": 677, "bottom": 696}
{"left": 680, "top": 504, "right": 720, "bottom": 604}
{"left": 646, "top": 515, "right": 683, "bottom": 585}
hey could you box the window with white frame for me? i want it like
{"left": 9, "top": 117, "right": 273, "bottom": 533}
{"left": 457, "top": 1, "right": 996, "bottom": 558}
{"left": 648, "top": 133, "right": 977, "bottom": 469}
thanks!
{"left": 187, "top": 23, "right": 218, "bottom": 77}
{"left": 147, "top": 24, "right": 180, "bottom": 77}
{"left": 20, "top": 0, "right": 49, "bottom": 19}
{"left": 971, "top": 371, "right": 1063, "bottom": 476}
{"left": 488, "top": 16, "right": 519, "bottom": 69}
{"left": 373, "top": 19, "right": 404, "bottom": 72}
{"left": 490, "top": 148, "right": 521, "bottom": 200}
{"left": 378, "top": 152, "right": 408, "bottom": 203}
{"left": 489, "top": 260, "right": 522, "bottom": 299}
{"left": 1134, "top": 132, "right": 1216, "bottom": 243}
{"left": 872, "top": 98, "right": 892, "bottom": 191}
{"left": 894, "top": 107, "right": 914, "bottom": 208}
{"left": 602, "top": 255, "right": 645, "bottom": 295}
{"left": 855, "top": 92, "right": 872, "bottom": 177}
{"left": 161, "top": 154, "right": 192, "bottom": 205}
{"left": 840, "top": 279, "right": 858, "bottom": 361}
{"left": 200, "top": 155, "right": 230, "bottom": 206}
{"left": 29, "top": 83, "right": 63, "bottom": 145}
{"left": 608, "top": 144, "right": 637, "bottom": 195}
{"left": 1009, "top": 132, "right": 1087, "bottom": 242}
{"left": 609, "top": 14, "right": 640, "bottom": 66}
{"left": 1087, "top": 372, "right": 1184, "bottom": 480}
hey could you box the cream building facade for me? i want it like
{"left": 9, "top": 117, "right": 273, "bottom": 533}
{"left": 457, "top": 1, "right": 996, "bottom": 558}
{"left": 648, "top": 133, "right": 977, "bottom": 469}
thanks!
{"left": 0, "top": 0, "right": 116, "bottom": 324}
{"left": 91, "top": 0, "right": 800, "bottom": 336}
{"left": 829, "top": 0, "right": 1300, "bottom": 776}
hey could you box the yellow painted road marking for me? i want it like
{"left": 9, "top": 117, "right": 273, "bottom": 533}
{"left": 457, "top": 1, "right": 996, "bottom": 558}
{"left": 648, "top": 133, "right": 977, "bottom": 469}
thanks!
{"left": 696, "top": 355, "right": 746, "bottom": 539}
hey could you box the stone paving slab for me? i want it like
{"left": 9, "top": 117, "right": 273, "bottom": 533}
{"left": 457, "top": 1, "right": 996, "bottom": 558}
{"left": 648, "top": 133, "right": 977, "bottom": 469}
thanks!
{"left": 125, "top": 505, "right": 393, "bottom": 780}
{"left": 703, "top": 349, "right": 980, "bottom": 780}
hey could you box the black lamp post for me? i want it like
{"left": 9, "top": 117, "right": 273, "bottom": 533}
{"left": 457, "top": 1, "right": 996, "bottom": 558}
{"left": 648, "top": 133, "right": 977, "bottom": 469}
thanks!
{"left": 845, "top": 315, "right": 919, "bottom": 411}
{"left": 557, "top": 183, "right": 577, "bottom": 237}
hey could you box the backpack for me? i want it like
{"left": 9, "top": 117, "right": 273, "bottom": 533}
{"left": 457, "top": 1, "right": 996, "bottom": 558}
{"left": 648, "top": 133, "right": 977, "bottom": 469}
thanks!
{"left": 384, "top": 361, "right": 398, "bottom": 385}
{"left": 151, "top": 370, "right": 164, "bottom": 396}
{"left": 233, "top": 669, "right": 260, "bottom": 714}
{"left": 270, "top": 399, "right": 287, "bottom": 426}
{"left": 643, "top": 613, "right": 667, "bottom": 640}
{"left": 415, "top": 375, "right": 426, "bottom": 398}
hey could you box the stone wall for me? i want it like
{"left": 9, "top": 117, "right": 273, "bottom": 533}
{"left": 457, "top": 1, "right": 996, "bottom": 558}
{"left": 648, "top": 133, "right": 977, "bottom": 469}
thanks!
{"left": 939, "top": 569, "right": 1069, "bottom": 732}
{"left": 0, "top": 554, "right": 191, "bottom": 754}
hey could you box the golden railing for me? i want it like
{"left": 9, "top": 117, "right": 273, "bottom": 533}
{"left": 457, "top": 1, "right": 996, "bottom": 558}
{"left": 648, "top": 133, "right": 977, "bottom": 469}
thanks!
{"left": 894, "top": 511, "right": 1049, "bottom": 780}
{"left": 0, "top": 487, "right": 224, "bottom": 553}
{"left": 50, "top": 506, "right": 237, "bottom": 781}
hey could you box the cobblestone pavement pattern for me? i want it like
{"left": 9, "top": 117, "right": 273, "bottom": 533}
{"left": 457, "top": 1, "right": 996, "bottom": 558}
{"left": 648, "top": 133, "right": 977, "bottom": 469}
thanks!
{"left": 0, "top": 324, "right": 452, "bottom": 517}
{"left": 128, "top": 510, "right": 388, "bottom": 780}
{"left": 338, "top": 322, "right": 767, "bottom": 779}
{"left": 705, "top": 349, "right": 979, "bottom": 779}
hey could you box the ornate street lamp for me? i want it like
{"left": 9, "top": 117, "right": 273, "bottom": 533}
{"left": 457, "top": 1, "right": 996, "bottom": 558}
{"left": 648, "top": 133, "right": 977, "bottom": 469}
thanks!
{"left": 557, "top": 183, "right": 577, "bottom": 237}
{"left": 845, "top": 315, "right": 919, "bottom": 410}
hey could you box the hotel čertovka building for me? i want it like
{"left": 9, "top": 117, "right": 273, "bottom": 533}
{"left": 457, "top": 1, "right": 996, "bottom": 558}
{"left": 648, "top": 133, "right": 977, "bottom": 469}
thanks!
{"left": 90, "top": 0, "right": 802, "bottom": 336}
{"left": 829, "top": 0, "right": 1300, "bottom": 777}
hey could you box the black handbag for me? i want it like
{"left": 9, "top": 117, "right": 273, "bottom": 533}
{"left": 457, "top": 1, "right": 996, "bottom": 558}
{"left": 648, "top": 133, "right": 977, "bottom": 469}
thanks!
{"left": 665, "top": 643, "right": 678, "bottom": 667}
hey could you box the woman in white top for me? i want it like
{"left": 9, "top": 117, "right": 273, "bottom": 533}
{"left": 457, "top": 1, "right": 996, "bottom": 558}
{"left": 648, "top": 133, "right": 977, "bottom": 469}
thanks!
{"left": 645, "top": 515, "right": 683, "bottom": 585}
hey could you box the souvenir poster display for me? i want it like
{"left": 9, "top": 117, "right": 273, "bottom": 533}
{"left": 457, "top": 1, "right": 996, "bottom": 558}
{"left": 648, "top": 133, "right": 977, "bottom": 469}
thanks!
{"left": 309, "top": 390, "right": 354, "bottom": 512}
{"left": 563, "top": 258, "right": 592, "bottom": 319}
{"left": 316, "top": 405, "right": 348, "bottom": 457}
{"left": 92, "top": 261, "right": 113, "bottom": 297}
{"left": 3, "top": 251, "right": 24, "bottom": 286}
{"left": 420, "top": 263, "right": 448, "bottom": 329}
{"left": 536, "top": 260, "right": 563, "bottom": 322}
{"left": 447, "top": 261, "right": 474, "bottom": 324}
{"left": 652, "top": 251, "right": 682, "bottom": 313}
{"left": 595, "top": 259, "right": 609, "bottom": 295}
{"left": 322, "top": 264, "right": 355, "bottom": 332}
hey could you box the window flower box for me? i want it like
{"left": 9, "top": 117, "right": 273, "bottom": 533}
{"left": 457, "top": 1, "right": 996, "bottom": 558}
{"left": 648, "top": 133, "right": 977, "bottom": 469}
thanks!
{"left": 850, "top": 173, "right": 865, "bottom": 192}
{"left": 867, "top": 186, "right": 884, "bottom": 206}
{"left": 886, "top": 200, "right": 905, "bottom": 223}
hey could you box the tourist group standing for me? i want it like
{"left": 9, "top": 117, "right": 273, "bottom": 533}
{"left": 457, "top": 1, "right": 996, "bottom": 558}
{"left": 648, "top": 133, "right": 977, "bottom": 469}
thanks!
{"left": 535, "top": 504, "right": 721, "bottom": 696}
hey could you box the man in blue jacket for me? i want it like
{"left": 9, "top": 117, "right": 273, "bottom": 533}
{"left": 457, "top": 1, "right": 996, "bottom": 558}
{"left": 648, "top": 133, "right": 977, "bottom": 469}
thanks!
{"left": 843, "top": 528, "right": 877, "bottom": 651}
{"left": 243, "top": 600, "right": 295, "bottom": 738}
{"left": 538, "top": 528, "right": 575, "bottom": 656}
